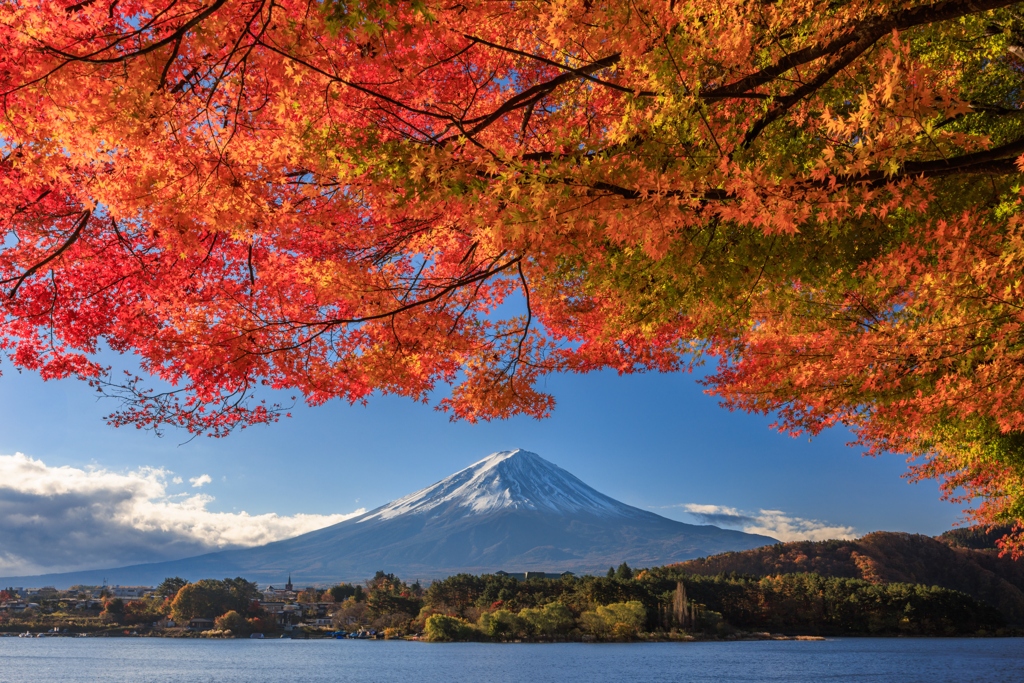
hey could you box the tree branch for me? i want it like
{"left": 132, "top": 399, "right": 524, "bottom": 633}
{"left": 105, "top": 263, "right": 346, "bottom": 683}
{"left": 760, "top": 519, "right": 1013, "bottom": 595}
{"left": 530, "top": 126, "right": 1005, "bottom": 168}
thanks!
{"left": 46, "top": 0, "right": 228, "bottom": 66}
{"left": 4, "top": 210, "right": 90, "bottom": 298}
{"left": 707, "top": 0, "right": 1021, "bottom": 98}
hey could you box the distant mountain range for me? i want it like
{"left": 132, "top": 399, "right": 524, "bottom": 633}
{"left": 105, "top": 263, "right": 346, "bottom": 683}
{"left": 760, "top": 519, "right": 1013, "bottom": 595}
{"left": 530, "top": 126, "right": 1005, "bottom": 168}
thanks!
{"left": 672, "top": 528, "right": 1024, "bottom": 624}
{"left": 1, "top": 449, "right": 775, "bottom": 588}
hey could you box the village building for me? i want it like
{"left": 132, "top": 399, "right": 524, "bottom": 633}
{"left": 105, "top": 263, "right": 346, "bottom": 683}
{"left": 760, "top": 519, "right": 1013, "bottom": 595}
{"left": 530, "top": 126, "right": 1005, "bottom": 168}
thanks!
{"left": 262, "top": 574, "right": 297, "bottom": 601}
{"left": 494, "top": 571, "right": 575, "bottom": 581}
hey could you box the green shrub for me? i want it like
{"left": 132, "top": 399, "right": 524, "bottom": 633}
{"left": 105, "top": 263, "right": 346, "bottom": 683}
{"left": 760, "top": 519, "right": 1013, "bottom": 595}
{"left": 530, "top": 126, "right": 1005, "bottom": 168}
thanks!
{"left": 214, "top": 610, "right": 249, "bottom": 634}
{"left": 519, "top": 602, "right": 574, "bottom": 637}
{"left": 478, "top": 609, "right": 528, "bottom": 640}
{"left": 580, "top": 601, "right": 646, "bottom": 639}
{"left": 424, "top": 614, "right": 474, "bottom": 642}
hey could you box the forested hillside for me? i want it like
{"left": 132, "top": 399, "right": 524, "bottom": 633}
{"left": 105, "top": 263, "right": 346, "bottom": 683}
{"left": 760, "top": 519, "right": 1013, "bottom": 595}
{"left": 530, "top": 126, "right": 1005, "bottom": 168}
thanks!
{"left": 416, "top": 567, "right": 1004, "bottom": 639}
{"left": 673, "top": 531, "right": 1024, "bottom": 623}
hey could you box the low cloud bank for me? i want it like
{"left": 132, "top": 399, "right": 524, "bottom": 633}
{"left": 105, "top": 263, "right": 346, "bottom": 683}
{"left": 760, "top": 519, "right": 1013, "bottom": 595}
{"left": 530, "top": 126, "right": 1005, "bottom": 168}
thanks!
{"left": 0, "top": 453, "right": 364, "bottom": 576}
{"left": 669, "top": 503, "right": 857, "bottom": 542}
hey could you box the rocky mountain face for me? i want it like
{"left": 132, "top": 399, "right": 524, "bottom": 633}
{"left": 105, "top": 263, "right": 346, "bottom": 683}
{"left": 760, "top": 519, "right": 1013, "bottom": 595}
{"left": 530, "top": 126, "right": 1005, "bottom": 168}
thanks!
{"left": 4, "top": 449, "right": 776, "bottom": 587}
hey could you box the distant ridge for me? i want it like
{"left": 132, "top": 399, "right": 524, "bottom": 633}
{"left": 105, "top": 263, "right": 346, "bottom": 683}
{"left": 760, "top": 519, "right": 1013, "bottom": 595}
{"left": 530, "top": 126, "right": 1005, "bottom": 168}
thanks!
{"left": 672, "top": 530, "right": 1024, "bottom": 624}
{"left": 1, "top": 449, "right": 775, "bottom": 587}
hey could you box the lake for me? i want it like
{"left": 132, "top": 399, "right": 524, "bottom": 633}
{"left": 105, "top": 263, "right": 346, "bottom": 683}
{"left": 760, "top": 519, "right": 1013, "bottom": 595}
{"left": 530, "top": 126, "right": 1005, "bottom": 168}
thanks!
{"left": 0, "top": 637, "right": 1021, "bottom": 682}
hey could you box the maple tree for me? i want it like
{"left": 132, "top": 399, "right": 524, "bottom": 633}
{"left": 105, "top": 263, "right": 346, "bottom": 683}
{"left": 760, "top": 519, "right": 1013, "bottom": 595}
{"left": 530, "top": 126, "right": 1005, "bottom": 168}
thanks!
{"left": 3, "top": 0, "right": 1024, "bottom": 548}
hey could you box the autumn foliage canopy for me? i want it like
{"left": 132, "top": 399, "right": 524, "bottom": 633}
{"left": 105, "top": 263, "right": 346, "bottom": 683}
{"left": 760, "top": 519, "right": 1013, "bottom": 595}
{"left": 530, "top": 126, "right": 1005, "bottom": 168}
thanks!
{"left": 3, "top": 0, "right": 1024, "bottom": 548}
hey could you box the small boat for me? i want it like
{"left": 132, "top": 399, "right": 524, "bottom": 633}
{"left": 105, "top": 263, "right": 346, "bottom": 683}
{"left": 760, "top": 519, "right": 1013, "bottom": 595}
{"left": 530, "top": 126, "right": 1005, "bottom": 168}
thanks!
{"left": 18, "top": 632, "right": 32, "bottom": 638}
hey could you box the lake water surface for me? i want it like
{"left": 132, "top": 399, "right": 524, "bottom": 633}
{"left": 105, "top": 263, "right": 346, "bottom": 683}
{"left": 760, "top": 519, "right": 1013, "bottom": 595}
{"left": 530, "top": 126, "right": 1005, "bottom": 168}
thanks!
{"left": 0, "top": 637, "right": 1021, "bottom": 682}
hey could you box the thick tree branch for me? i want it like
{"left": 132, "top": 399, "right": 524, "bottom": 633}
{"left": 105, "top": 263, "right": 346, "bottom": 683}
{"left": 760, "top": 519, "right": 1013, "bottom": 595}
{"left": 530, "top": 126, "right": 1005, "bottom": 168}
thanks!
{"left": 228, "top": 254, "right": 525, "bottom": 358}
{"left": 464, "top": 35, "right": 641, "bottom": 96}
{"left": 742, "top": 37, "right": 877, "bottom": 147}
{"left": 707, "top": 0, "right": 1022, "bottom": 98}
{"left": 446, "top": 54, "right": 622, "bottom": 142}
{"left": 543, "top": 136, "right": 1024, "bottom": 202}
{"left": 3, "top": 210, "right": 90, "bottom": 298}
{"left": 46, "top": 0, "right": 229, "bottom": 65}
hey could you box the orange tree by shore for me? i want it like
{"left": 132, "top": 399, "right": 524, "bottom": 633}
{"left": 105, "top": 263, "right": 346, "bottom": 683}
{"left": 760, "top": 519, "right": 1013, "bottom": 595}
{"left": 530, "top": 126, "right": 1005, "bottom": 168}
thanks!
{"left": 3, "top": 0, "right": 1024, "bottom": 549}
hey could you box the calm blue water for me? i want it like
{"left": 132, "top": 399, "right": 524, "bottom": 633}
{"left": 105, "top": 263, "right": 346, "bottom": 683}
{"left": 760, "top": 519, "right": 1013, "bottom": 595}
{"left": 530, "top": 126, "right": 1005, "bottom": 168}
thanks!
{"left": 0, "top": 637, "right": 1021, "bottom": 682}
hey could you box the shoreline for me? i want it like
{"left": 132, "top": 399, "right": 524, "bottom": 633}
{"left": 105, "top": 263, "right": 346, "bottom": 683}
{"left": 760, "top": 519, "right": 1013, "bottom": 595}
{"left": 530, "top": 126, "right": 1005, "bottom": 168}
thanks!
{"left": 11, "top": 630, "right": 1024, "bottom": 641}
{"left": 0, "top": 629, "right": 826, "bottom": 642}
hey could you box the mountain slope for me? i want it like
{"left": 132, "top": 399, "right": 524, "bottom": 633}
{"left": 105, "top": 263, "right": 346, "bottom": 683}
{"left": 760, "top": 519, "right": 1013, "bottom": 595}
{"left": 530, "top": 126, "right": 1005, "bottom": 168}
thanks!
{"left": 1, "top": 449, "right": 775, "bottom": 587}
{"left": 672, "top": 530, "right": 1024, "bottom": 624}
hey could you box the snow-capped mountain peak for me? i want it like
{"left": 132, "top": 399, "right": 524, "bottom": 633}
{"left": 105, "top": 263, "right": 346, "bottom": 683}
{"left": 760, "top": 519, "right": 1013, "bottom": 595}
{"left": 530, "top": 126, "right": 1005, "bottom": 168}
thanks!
{"left": 359, "top": 449, "right": 628, "bottom": 522}
{"left": 10, "top": 448, "right": 777, "bottom": 585}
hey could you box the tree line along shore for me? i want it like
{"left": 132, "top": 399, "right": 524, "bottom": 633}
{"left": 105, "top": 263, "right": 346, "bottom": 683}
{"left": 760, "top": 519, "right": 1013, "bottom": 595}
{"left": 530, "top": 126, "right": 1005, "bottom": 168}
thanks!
{"left": 0, "top": 560, "right": 1016, "bottom": 642}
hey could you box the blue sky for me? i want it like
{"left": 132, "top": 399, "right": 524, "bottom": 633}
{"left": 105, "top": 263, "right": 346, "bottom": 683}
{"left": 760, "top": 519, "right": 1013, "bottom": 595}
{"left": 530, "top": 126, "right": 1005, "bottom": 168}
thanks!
{"left": 0, "top": 356, "right": 961, "bottom": 569}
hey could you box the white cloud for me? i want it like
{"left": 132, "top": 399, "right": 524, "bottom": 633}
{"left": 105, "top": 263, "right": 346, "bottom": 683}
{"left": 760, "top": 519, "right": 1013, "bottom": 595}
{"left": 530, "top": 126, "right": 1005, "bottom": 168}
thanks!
{"left": 172, "top": 476, "right": 183, "bottom": 484}
{"left": 189, "top": 474, "right": 212, "bottom": 488}
{"left": 668, "top": 503, "right": 857, "bottom": 542}
{"left": 0, "top": 453, "right": 365, "bottom": 576}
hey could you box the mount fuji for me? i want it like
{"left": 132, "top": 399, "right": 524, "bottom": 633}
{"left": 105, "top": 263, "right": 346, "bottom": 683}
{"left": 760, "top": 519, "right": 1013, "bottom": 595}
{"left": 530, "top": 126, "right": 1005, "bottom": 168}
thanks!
{"left": 4, "top": 450, "right": 775, "bottom": 587}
